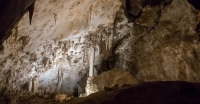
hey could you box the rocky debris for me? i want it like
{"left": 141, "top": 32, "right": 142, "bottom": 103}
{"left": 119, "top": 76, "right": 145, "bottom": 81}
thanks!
{"left": 121, "top": 84, "right": 132, "bottom": 87}
{"left": 54, "top": 94, "right": 66, "bottom": 103}
{"left": 104, "top": 84, "right": 118, "bottom": 91}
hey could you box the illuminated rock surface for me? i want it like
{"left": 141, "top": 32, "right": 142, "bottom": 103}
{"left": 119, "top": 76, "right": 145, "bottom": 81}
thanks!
{"left": 93, "top": 69, "right": 138, "bottom": 91}
{"left": 0, "top": 0, "right": 122, "bottom": 95}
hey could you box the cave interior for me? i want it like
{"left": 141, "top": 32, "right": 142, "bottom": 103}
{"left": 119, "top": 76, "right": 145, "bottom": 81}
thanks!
{"left": 0, "top": 0, "right": 200, "bottom": 104}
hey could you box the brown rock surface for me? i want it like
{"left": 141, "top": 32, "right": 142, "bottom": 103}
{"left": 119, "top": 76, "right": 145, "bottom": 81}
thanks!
{"left": 93, "top": 69, "right": 138, "bottom": 91}
{"left": 112, "top": 0, "right": 200, "bottom": 82}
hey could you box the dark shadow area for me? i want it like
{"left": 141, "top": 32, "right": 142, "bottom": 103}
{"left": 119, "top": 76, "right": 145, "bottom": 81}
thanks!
{"left": 66, "top": 81, "right": 200, "bottom": 104}
{"left": 186, "top": 0, "right": 200, "bottom": 41}
{"left": 197, "top": 23, "right": 200, "bottom": 33}
{"left": 18, "top": 81, "right": 199, "bottom": 104}
{"left": 187, "top": 0, "right": 200, "bottom": 10}
{"left": 125, "top": 0, "right": 173, "bottom": 22}
{"left": 0, "top": 0, "right": 35, "bottom": 46}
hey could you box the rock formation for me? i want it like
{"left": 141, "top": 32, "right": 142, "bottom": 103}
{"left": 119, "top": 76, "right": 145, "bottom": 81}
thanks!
{"left": 93, "top": 69, "right": 138, "bottom": 91}
{"left": 0, "top": 0, "right": 200, "bottom": 103}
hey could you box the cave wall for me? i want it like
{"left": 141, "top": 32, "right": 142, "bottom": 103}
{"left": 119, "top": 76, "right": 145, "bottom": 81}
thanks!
{"left": 0, "top": 0, "right": 122, "bottom": 95}
{"left": 112, "top": 0, "right": 200, "bottom": 82}
{"left": 0, "top": 0, "right": 200, "bottom": 97}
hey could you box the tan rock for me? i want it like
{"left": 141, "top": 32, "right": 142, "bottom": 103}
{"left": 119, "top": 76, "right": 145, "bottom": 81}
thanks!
{"left": 93, "top": 69, "right": 138, "bottom": 91}
{"left": 55, "top": 94, "right": 67, "bottom": 103}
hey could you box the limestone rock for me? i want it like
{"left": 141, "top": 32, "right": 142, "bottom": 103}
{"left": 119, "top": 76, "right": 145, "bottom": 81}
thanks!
{"left": 93, "top": 69, "right": 138, "bottom": 91}
{"left": 55, "top": 94, "right": 67, "bottom": 103}
{"left": 109, "top": 0, "right": 200, "bottom": 82}
{"left": 1, "top": 0, "right": 200, "bottom": 101}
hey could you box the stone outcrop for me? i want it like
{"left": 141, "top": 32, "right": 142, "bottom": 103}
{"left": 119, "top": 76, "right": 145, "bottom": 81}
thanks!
{"left": 93, "top": 69, "right": 138, "bottom": 91}
{"left": 111, "top": 0, "right": 200, "bottom": 82}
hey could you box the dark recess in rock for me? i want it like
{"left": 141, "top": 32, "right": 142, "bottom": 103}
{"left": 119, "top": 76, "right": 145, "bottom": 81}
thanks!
{"left": 0, "top": 0, "right": 35, "bottom": 46}
{"left": 197, "top": 23, "right": 200, "bottom": 33}
{"left": 164, "top": 0, "right": 173, "bottom": 6}
{"left": 187, "top": 0, "right": 200, "bottom": 10}
{"left": 187, "top": 0, "right": 200, "bottom": 40}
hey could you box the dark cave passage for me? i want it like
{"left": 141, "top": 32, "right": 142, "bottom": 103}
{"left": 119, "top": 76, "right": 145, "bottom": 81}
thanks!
{"left": 187, "top": 0, "right": 200, "bottom": 10}
{"left": 187, "top": 0, "right": 200, "bottom": 40}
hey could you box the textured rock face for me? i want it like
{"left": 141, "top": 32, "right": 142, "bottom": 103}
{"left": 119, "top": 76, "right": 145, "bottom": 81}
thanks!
{"left": 93, "top": 69, "right": 138, "bottom": 91}
{"left": 114, "top": 0, "right": 200, "bottom": 82}
{"left": 0, "top": 0, "right": 122, "bottom": 96}
{"left": 0, "top": 0, "right": 200, "bottom": 99}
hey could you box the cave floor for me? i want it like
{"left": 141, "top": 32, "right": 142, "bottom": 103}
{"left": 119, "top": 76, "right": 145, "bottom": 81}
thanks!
{"left": 3, "top": 81, "right": 200, "bottom": 104}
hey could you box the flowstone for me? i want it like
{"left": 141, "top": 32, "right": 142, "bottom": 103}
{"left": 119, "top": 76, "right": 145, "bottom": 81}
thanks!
{"left": 80, "top": 76, "right": 98, "bottom": 97}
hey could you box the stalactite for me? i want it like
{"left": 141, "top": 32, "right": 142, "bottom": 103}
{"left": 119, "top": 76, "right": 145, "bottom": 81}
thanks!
{"left": 85, "top": 48, "right": 89, "bottom": 64}
{"left": 53, "top": 13, "right": 58, "bottom": 24}
{"left": 88, "top": 5, "right": 93, "bottom": 25}
{"left": 57, "top": 70, "right": 63, "bottom": 93}
{"left": 10, "top": 26, "right": 17, "bottom": 42}
{"left": 108, "top": 27, "right": 113, "bottom": 49}
{"left": 18, "top": 36, "right": 30, "bottom": 50}
{"left": 81, "top": 48, "right": 85, "bottom": 64}
{"left": 74, "top": 43, "right": 78, "bottom": 50}
{"left": 54, "top": 39, "right": 57, "bottom": 44}
{"left": 78, "top": 37, "right": 81, "bottom": 42}
{"left": 81, "top": 44, "right": 89, "bottom": 66}
{"left": 14, "top": 27, "right": 18, "bottom": 41}
{"left": 105, "top": 38, "right": 109, "bottom": 50}
{"left": 71, "top": 41, "right": 74, "bottom": 50}
{"left": 89, "top": 44, "right": 95, "bottom": 77}
{"left": 62, "top": 53, "right": 66, "bottom": 63}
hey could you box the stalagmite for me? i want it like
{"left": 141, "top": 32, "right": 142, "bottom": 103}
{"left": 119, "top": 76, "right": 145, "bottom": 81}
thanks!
{"left": 28, "top": 77, "right": 32, "bottom": 91}
{"left": 33, "top": 75, "right": 39, "bottom": 93}
{"left": 105, "top": 38, "right": 109, "bottom": 50}
{"left": 53, "top": 13, "right": 58, "bottom": 24}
